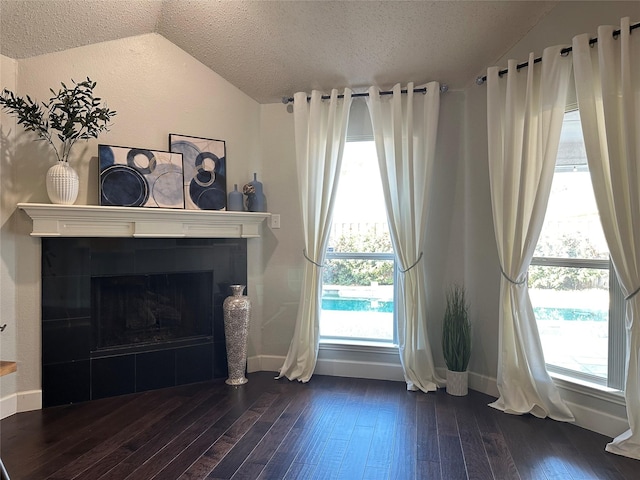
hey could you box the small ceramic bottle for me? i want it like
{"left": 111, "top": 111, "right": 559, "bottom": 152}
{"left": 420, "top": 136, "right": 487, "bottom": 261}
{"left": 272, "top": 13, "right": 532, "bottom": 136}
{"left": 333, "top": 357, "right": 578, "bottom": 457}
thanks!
{"left": 247, "top": 173, "right": 266, "bottom": 212}
{"left": 228, "top": 184, "right": 244, "bottom": 211}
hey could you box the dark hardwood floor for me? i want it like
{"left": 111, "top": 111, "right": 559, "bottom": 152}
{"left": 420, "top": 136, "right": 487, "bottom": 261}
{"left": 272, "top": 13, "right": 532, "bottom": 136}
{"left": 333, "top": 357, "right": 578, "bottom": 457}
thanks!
{"left": 1, "top": 372, "right": 638, "bottom": 479}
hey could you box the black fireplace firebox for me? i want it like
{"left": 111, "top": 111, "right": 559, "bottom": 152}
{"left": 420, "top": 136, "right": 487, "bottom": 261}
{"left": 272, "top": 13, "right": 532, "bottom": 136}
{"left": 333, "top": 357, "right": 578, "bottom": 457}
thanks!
{"left": 92, "top": 271, "right": 214, "bottom": 352}
{"left": 41, "top": 237, "right": 247, "bottom": 408}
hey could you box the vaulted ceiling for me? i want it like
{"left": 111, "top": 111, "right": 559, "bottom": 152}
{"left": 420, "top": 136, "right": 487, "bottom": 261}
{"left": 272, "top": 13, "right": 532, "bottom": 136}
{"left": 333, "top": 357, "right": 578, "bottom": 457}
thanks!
{"left": 0, "top": 0, "right": 561, "bottom": 104}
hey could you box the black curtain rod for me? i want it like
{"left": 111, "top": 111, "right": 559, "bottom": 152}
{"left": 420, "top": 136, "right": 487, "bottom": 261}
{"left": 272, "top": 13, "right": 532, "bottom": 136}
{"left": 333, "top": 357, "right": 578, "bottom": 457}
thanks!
{"left": 476, "top": 21, "right": 639, "bottom": 85}
{"left": 281, "top": 84, "right": 448, "bottom": 104}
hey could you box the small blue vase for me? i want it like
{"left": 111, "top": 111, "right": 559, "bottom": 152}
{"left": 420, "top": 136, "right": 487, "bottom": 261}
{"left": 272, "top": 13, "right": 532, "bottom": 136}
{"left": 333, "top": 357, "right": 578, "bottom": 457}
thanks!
{"left": 228, "top": 184, "right": 244, "bottom": 211}
{"left": 247, "top": 173, "right": 266, "bottom": 212}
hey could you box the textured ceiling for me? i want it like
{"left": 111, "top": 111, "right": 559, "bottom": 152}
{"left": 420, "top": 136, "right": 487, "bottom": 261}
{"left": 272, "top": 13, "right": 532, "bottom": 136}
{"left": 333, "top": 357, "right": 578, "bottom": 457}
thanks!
{"left": 0, "top": 0, "right": 560, "bottom": 104}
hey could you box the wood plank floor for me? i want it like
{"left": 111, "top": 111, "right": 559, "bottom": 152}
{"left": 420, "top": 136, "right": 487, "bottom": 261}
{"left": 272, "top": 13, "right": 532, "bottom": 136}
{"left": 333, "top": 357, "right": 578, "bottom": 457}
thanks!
{"left": 1, "top": 372, "right": 638, "bottom": 479}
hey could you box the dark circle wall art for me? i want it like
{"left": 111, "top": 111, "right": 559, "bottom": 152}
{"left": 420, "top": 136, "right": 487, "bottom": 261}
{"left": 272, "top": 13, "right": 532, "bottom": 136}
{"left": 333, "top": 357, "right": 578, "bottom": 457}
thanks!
{"left": 169, "top": 134, "right": 227, "bottom": 210}
{"left": 98, "top": 144, "right": 185, "bottom": 209}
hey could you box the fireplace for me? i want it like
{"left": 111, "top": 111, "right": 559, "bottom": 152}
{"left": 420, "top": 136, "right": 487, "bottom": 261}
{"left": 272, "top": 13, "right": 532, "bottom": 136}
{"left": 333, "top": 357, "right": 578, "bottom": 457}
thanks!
{"left": 41, "top": 237, "right": 247, "bottom": 407}
{"left": 92, "top": 271, "right": 214, "bottom": 352}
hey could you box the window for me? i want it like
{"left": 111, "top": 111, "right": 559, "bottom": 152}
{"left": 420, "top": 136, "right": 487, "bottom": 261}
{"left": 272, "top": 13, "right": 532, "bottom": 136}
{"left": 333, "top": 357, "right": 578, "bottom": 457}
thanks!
{"left": 320, "top": 140, "right": 396, "bottom": 344}
{"left": 530, "top": 109, "right": 625, "bottom": 390}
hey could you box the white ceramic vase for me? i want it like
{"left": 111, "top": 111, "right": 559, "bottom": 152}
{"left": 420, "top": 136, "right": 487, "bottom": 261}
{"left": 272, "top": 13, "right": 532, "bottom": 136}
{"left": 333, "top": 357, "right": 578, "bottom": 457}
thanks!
{"left": 223, "top": 285, "right": 251, "bottom": 386}
{"left": 46, "top": 161, "right": 79, "bottom": 204}
{"left": 446, "top": 369, "right": 468, "bottom": 396}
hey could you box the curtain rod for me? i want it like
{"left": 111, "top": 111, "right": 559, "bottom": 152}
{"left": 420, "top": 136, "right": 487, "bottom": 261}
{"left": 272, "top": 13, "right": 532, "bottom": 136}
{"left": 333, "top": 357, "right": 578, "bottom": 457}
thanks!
{"left": 281, "top": 84, "right": 449, "bottom": 104}
{"left": 475, "top": 21, "right": 639, "bottom": 85}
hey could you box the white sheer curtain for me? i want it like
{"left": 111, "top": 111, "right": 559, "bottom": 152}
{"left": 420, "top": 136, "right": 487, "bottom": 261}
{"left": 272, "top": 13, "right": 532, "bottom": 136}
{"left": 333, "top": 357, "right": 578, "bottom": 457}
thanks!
{"left": 573, "top": 17, "right": 640, "bottom": 459}
{"left": 366, "top": 82, "right": 444, "bottom": 392}
{"left": 278, "top": 89, "right": 352, "bottom": 382}
{"left": 486, "top": 46, "right": 575, "bottom": 421}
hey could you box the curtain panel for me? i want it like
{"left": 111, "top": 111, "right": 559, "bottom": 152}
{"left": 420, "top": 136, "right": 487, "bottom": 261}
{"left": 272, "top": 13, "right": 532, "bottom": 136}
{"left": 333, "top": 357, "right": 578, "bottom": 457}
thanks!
{"left": 486, "top": 47, "right": 575, "bottom": 421}
{"left": 573, "top": 17, "right": 640, "bottom": 460}
{"left": 278, "top": 89, "right": 352, "bottom": 382}
{"left": 366, "top": 82, "right": 444, "bottom": 392}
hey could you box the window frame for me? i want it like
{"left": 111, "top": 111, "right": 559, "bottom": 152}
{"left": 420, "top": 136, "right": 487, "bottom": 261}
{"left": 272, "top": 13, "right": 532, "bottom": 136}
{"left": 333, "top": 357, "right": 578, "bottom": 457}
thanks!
{"left": 530, "top": 256, "right": 624, "bottom": 389}
{"left": 530, "top": 106, "right": 625, "bottom": 392}
{"left": 319, "top": 137, "right": 398, "bottom": 347}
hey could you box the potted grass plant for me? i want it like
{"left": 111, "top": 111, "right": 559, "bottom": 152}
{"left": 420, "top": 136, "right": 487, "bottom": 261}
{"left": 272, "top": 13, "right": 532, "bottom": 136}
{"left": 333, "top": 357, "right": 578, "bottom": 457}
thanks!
{"left": 442, "top": 283, "right": 471, "bottom": 396}
{"left": 0, "top": 77, "right": 116, "bottom": 204}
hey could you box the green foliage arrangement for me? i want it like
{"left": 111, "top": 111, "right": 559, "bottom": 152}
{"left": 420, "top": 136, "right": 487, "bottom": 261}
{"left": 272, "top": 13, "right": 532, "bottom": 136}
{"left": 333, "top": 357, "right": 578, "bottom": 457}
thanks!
{"left": 0, "top": 77, "right": 116, "bottom": 163}
{"left": 442, "top": 284, "right": 471, "bottom": 372}
{"left": 528, "top": 265, "right": 609, "bottom": 291}
{"left": 530, "top": 233, "right": 608, "bottom": 290}
{"left": 322, "top": 229, "right": 394, "bottom": 286}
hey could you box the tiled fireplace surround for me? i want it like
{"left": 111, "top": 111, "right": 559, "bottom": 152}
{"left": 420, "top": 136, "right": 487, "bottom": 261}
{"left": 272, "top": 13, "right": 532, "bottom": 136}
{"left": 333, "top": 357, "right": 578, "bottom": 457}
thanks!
{"left": 41, "top": 237, "right": 247, "bottom": 407}
{"left": 18, "top": 203, "right": 268, "bottom": 408}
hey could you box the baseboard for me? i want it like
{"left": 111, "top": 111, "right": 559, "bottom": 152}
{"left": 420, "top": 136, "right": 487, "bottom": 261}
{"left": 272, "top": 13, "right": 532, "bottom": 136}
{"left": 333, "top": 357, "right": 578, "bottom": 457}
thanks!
{"left": 468, "top": 371, "right": 500, "bottom": 398}
{"left": 248, "top": 355, "right": 627, "bottom": 438}
{"left": 3, "top": 360, "right": 626, "bottom": 438}
{"left": 247, "top": 354, "right": 283, "bottom": 374}
{"left": 248, "top": 353, "right": 405, "bottom": 382}
{"left": 564, "top": 398, "right": 629, "bottom": 438}
{"left": 0, "top": 389, "right": 41, "bottom": 419}
{"left": 18, "top": 389, "right": 42, "bottom": 413}
{"left": 314, "top": 357, "right": 405, "bottom": 382}
{"left": 458, "top": 370, "right": 627, "bottom": 439}
{"left": 0, "top": 393, "right": 17, "bottom": 420}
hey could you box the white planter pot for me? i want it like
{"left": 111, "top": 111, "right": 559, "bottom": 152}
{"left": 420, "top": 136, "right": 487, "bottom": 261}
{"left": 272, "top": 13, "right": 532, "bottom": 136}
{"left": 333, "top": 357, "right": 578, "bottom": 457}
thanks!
{"left": 446, "top": 369, "right": 468, "bottom": 396}
{"left": 46, "top": 161, "right": 79, "bottom": 204}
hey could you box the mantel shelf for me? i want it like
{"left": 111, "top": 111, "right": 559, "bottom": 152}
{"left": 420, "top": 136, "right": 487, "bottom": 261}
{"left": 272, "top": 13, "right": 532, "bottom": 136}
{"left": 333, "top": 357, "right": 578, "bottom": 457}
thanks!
{"left": 17, "top": 203, "right": 270, "bottom": 239}
{"left": 0, "top": 361, "right": 17, "bottom": 377}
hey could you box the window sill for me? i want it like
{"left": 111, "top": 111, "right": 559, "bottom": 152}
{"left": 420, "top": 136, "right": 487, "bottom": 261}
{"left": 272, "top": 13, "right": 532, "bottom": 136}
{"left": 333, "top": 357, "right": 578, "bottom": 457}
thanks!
{"left": 319, "top": 339, "right": 397, "bottom": 354}
{"left": 550, "top": 371, "right": 626, "bottom": 406}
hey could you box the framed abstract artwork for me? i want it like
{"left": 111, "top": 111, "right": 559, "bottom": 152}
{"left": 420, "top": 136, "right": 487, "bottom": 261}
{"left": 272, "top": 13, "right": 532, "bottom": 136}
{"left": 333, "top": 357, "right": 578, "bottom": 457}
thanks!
{"left": 169, "top": 134, "right": 227, "bottom": 210}
{"left": 98, "top": 145, "right": 184, "bottom": 208}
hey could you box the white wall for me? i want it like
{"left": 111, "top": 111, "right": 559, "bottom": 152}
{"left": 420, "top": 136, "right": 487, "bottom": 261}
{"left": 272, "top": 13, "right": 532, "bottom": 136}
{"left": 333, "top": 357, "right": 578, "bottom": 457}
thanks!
{"left": 257, "top": 103, "right": 301, "bottom": 362}
{"left": 0, "top": 33, "right": 264, "bottom": 413}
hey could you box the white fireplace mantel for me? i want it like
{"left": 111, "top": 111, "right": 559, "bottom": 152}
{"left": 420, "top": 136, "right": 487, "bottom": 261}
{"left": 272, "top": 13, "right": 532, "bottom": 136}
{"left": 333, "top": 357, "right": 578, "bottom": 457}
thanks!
{"left": 17, "top": 203, "right": 271, "bottom": 238}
